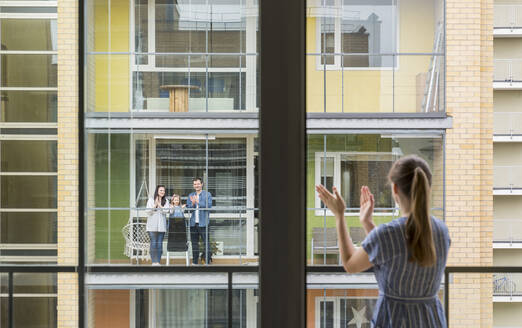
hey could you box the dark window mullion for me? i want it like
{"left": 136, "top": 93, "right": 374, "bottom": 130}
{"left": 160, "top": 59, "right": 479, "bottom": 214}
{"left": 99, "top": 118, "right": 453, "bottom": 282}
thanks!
{"left": 260, "top": 0, "right": 306, "bottom": 326}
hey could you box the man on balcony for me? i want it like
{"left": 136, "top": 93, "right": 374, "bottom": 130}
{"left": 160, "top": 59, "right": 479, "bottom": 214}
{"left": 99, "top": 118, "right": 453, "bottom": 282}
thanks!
{"left": 187, "top": 177, "right": 213, "bottom": 265}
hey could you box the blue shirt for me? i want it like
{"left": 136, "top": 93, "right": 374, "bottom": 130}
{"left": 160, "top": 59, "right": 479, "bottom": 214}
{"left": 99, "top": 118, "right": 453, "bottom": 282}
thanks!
{"left": 361, "top": 216, "right": 451, "bottom": 328}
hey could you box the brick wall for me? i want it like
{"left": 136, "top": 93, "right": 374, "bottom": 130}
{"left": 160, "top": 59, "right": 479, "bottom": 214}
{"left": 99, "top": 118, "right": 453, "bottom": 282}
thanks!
{"left": 57, "top": 0, "right": 79, "bottom": 326}
{"left": 445, "top": 0, "right": 494, "bottom": 325}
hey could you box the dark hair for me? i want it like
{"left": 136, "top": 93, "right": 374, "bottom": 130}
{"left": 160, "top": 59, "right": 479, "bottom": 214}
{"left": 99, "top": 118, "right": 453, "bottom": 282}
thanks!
{"left": 153, "top": 185, "right": 167, "bottom": 206}
{"left": 388, "top": 155, "right": 435, "bottom": 267}
{"left": 192, "top": 177, "right": 203, "bottom": 184}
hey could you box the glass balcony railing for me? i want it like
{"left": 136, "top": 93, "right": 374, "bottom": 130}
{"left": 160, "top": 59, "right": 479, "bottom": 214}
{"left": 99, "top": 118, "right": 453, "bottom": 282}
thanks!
{"left": 88, "top": 208, "right": 258, "bottom": 266}
{"left": 494, "top": 112, "right": 522, "bottom": 136}
{"left": 494, "top": 165, "right": 522, "bottom": 190}
{"left": 86, "top": 53, "right": 259, "bottom": 113}
{"left": 494, "top": 59, "right": 522, "bottom": 82}
{"left": 493, "top": 219, "right": 522, "bottom": 245}
{"left": 305, "top": 54, "right": 444, "bottom": 113}
{"left": 494, "top": 5, "right": 522, "bottom": 29}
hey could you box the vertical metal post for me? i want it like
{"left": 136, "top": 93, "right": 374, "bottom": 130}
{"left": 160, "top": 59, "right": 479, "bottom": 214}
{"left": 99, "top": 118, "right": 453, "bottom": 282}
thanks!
{"left": 8, "top": 272, "right": 13, "bottom": 328}
{"left": 228, "top": 271, "right": 233, "bottom": 328}
{"left": 260, "top": 0, "right": 306, "bottom": 326}
{"left": 444, "top": 270, "right": 449, "bottom": 325}
{"left": 78, "top": 0, "right": 86, "bottom": 325}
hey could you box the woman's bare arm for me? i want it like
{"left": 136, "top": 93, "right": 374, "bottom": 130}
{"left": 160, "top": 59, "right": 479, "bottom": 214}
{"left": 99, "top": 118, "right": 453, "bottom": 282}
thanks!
{"left": 316, "top": 185, "right": 373, "bottom": 273}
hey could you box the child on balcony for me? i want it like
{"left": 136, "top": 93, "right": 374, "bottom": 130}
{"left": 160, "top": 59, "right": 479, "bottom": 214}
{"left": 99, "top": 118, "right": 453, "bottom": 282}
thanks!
{"left": 167, "top": 194, "right": 188, "bottom": 259}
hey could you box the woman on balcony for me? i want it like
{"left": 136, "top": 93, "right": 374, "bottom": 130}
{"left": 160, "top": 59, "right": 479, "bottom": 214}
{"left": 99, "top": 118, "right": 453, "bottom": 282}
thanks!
{"left": 146, "top": 185, "right": 170, "bottom": 265}
{"left": 316, "top": 155, "right": 450, "bottom": 328}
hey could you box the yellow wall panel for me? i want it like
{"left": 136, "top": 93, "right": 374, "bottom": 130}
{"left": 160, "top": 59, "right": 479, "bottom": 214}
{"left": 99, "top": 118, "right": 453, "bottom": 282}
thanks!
{"left": 93, "top": 0, "right": 130, "bottom": 112}
{"left": 306, "top": 0, "right": 438, "bottom": 113}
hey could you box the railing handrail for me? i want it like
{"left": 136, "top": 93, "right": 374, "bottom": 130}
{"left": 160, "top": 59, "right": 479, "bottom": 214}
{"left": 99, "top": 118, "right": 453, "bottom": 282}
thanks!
{"left": 494, "top": 218, "right": 522, "bottom": 222}
{"left": 495, "top": 4, "right": 522, "bottom": 8}
{"left": 494, "top": 58, "right": 522, "bottom": 62}
{"left": 494, "top": 164, "right": 522, "bottom": 168}
{"left": 494, "top": 111, "right": 522, "bottom": 114}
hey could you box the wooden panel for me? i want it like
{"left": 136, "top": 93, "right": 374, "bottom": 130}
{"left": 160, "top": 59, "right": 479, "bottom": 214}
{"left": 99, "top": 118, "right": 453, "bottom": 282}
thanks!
{"left": 94, "top": 290, "right": 130, "bottom": 328}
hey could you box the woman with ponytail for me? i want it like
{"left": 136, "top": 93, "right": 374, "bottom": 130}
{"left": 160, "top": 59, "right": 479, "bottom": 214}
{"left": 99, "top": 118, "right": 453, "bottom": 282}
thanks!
{"left": 316, "top": 155, "right": 450, "bottom": 327}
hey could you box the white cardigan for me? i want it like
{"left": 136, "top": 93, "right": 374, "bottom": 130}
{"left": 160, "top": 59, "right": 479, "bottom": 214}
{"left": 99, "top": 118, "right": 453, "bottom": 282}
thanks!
{"left": 145, "top": 198, "right": 170, "bottom": 232}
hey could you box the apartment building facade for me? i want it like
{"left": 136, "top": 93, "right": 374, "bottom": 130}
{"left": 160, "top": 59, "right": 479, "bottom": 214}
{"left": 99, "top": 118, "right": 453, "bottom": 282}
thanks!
{"left": 0, "top": 0, "right": 499, "bottom": 327}
{"left": 492, "top": 1, "right": 522, "bottom": 326}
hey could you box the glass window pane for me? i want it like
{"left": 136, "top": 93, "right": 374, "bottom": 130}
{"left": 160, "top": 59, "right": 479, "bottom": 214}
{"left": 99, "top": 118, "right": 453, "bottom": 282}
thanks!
{"left": 308, "top": 134, "right": 444, "bottom": 264}
{"left": 319, "top": 301, "right": 334, "bottom": 328}
{"left": 1, "top": 141, "right": 57, "bottom": 172}
{"left": 1, "top": 19, "right": 57, "bottom": 51}
{"left": 341, "top": 0, "right": 395, "bottom": 55}
{"left": 394, "top": 55, "right": 444, "bottom": 113}
{"left": 0, "top": 294, "right": 6, "bottom": 328}
{"left": 134, "top": 0, "right": 148, "bottom": 65}
{"left": 1, "top": 176, "right": 57, "bottom": 208}
{"left": 13, "top": 273, "right": 56, "bottom": 294}
{"left": 155, "top": 138, "right": 246, "bottom": 207}
{"left": 135, "top": 139, "right": 149, "bottom": 209}
{"left": 13, "top": 273, "right": 57, "bottom": 328}
{"left": 0, "top": 91, "right": 57, "bottom": 123}
{"left": 155, "top": 1, "right": 206, "bottom": 53}
{"left": 155, "top": 289, "right": 228, "bottom": 326}
{"left": 1, "top": 55, "right": 57, "bottom": 88}
{"left": 13, "top": 297, "right": 57, "bottom": 327}
{"left": 0, "top": 212, "right": 57, "bottom": 244}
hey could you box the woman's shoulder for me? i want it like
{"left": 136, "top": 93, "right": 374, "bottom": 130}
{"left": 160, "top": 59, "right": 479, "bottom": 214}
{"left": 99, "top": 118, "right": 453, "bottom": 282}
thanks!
{"left": 377, "top": 217, "right": 406, "bottom": 233}
{"left": 430, "top": 216, "right": 450, "bottom": 237}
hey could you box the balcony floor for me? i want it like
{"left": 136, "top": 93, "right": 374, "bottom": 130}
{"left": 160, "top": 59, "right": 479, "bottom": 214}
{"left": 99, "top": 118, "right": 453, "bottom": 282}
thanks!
{"left": 493, "top": 135, "right": 522, "bottom": 142}
{"left": 493, "top": 81, "right": 522, "bottom": 90}
{"left": 494, "top": 28, "right": 522, "bottom": 37}
{"left": 493, "top": 189, "right": 522, "bottom": 196}
{"left": 493, "top": 242, "right": 522, "bottom": 249}
{"left": 493, "top": 295, "right": 522, "bottom": 302}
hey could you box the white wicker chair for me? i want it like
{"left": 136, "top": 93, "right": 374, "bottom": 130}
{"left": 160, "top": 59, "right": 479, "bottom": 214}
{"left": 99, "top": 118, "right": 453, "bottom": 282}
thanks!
{"left": 122, "top": 222, "right": 150, "bottom": 264}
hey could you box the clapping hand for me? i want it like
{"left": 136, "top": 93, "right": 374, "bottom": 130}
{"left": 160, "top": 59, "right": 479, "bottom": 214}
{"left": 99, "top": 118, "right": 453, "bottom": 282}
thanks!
{"left": 359, "top": 186, "right": 375, "bottom": 226}
{"left": 316, "top": 185, "right": 346, "bottom": 217}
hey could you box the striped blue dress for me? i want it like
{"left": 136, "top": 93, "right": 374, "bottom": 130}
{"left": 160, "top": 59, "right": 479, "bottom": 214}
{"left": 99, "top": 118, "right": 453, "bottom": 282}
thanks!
{"left": 361, "top": 216, "right": 451, "bottom": 328}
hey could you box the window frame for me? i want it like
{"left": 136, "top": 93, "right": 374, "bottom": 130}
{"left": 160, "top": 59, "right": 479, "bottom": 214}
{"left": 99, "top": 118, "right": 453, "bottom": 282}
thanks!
{"left": 128, "top": 0, "right": 260, "bottom": 112}
{"left": 314, "top": 0, "right": 400, "bottom": 71}
{"left": 314, "top": 151, "right": 399, "bottom": 217}
{"left": 0, "top": 14, "right": 58, "bottom": 126}
{"left": 0, "top": 134, "right": 58, "bottom": 263}
{"left": 314, "top": 295, "right": 379, "bottom": 328}
{"left": 128, "top": 133, "right": 257, "bottom": 259}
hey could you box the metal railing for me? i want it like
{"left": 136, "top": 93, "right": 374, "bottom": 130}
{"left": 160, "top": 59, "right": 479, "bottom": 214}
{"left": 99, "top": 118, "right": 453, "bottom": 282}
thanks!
{"left": 494, "top": 59, "right": 522, "bottom": 82}
{"left": 494, "top": 112, "right": 522, "bottom": 136}
{"left": 494, "top": 219, "right": 522, "bottom": 244}
{"left": 444, "top": 267, "right": 522, "bottom": 325}
{"left": 494, "top": 5, "right": 522, "bottom": 29}
{"left": 493, "top": 165, "right": 522, "bottom": 189}
{"left": 493, "top": 273, "right": 522, "bottom": 297}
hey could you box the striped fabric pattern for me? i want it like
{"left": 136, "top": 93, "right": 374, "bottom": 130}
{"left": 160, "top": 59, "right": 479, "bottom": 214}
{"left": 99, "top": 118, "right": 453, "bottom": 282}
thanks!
{"left": 361, "top": 216, "right": 451, "bottom": 328}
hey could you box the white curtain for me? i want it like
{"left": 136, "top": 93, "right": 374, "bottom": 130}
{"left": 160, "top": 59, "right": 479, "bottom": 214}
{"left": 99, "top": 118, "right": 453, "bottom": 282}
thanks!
{"left": 155, "top": 289, "right": 207, "bottom": 327}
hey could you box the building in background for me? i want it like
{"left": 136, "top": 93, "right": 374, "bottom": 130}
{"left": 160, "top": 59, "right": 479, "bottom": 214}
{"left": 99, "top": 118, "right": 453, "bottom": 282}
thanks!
{"left": 492, "top": 1, "right": 522, "bottom": 326}
{"left": 0, "top": 0, "right": 503, "bottom": 327}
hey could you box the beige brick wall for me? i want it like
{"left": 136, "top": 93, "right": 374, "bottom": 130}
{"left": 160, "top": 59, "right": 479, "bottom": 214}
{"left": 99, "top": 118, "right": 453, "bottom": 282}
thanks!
{"left": 57, "top": 0, "right": 79, "bottom": 326}
{"left": 57, "top": 273, "right": 79, "bottom": 327}
{"left": 445, "top": 0, "right": 494, "bottom": 325}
